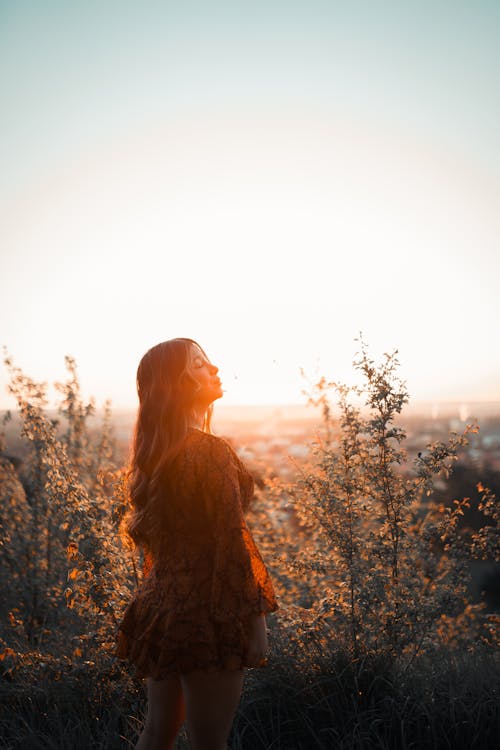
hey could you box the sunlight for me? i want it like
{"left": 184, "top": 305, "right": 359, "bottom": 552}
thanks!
{"left": 2, "top": 109, "right": 500, "bottom": 408}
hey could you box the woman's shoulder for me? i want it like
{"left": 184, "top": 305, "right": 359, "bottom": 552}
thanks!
{"left": 185, "top": 429, "right": 243, "bottom": 467}
{"left": 183, "top": 430, "right": 254, "bottom": 506}
{"left": 186, "top": 428, "right": 237, "bottom": 453}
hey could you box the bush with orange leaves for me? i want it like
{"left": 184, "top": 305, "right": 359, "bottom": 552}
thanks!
{"left": 0, "top": 354, "right": 137, "bottom": 677}
{"left": 253, "top": 336, "right": 498, "bottom": 670}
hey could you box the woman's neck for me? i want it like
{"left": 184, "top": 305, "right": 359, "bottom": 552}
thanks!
{"left": 188, "top": 408, "right": 206, "bottom": 430}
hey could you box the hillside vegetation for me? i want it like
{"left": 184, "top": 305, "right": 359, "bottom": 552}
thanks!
{"left": 0, "top": 341, "right": 498, "bottom": 749}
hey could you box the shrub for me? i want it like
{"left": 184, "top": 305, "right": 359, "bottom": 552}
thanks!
{"left": 1, "top": 354, "right": 136, "bottom": 670}
{"left": 276, "top": 335, "right": 498, "bottom": 662}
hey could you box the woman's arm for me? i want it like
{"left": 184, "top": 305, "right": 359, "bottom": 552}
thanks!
{"left": 245, "top": 613, "right": 269, "bottom": 667}
{"left": 205, "top": 438, "right": 278, "bottom": 625}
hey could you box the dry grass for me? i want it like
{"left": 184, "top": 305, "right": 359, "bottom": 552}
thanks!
{"left": 0, "top": 648, "right": 498, "bottom": 749}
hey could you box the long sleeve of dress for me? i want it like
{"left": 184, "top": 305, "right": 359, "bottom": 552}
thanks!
{"left": 203, "top": 438, "right": 278, "bottom": 624}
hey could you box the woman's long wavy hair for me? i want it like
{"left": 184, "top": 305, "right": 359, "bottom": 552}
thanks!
{"left": 126, "top": 337, "right": 213, "bottom": 552}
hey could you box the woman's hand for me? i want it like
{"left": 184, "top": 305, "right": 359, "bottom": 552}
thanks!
{"left": 245, "top": 614, "right": 269, "bottom": 667}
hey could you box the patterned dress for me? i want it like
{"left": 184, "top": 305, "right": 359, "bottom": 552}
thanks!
{"left": 116, "top": 428, "right": 278, "bottom": 677}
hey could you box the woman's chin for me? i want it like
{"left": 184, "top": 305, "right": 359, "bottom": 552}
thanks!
{"left": 201, "top": 389, "right": 223, "bottom": 408}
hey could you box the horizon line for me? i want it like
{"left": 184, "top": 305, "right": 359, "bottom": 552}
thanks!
{"left": 3, "top": 398, "right": 500, "bottom": 414}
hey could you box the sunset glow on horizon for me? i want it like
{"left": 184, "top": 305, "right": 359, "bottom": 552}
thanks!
{"left": 1, "top": 1, "right": 499, "bottom": 410}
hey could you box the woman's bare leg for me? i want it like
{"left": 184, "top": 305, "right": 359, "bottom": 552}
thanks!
{"left": 180, "top": 669, "right": 244, "bottom": 750}
{"left": 135, "top": 673, "right": 185, "bottom": 750}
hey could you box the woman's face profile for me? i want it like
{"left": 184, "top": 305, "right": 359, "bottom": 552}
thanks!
{"left": 188, "top": 343, "right": 223, "bottom": 406}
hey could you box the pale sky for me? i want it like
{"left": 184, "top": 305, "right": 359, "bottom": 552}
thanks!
{"left": 1, "top": 1, "right": 499, "bottom": 409}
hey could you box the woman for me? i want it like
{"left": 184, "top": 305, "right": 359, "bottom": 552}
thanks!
{"left": 117, "top": 338, "right": 278, "bottom": 750}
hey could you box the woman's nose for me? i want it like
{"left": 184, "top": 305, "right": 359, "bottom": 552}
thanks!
{"left": 210, "top": 363, "right": 218, "bottom": 374}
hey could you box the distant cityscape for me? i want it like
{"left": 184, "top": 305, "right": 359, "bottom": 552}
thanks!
{"left": 3, "top": 401, "right": 500, "bottom": 479}
{"left": 94, "top": 401, "right": 500, "bottom": 480}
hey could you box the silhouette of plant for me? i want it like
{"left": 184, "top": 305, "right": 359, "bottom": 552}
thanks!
{"left": 277, "top": 334, "right": 497, "bottom": 662}
{"left": 1, "top": 353, "right": 136, "bottom": 667}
